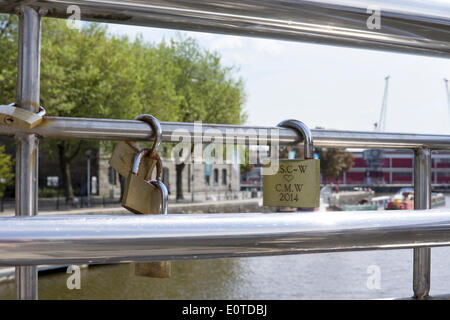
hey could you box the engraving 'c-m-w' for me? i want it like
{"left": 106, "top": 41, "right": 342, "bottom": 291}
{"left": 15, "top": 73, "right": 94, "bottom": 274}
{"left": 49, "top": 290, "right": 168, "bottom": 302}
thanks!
{"left": 275, "top": 184, "right": 303, "bottom": 192}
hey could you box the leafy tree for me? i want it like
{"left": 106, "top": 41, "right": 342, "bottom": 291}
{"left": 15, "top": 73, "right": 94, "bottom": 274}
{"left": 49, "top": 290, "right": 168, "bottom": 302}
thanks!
{"left": 39, "top": 20, "right": 190, "bottom": 201}
{"left": 0, "top": 145, "right": 14, "bottom": 198}
{"left": 168, "top": 36, "right": 247, "bottom": 200}
{"left": 316, "top": 147, "right": 354, "bottom": 190}
{"left": 0, "top": 15, "right": 17, "bottom": 199}
{"left": 38, "top": 20, "right": 150, "bottom": 201}
{"left": 0, "top": 17, "right": 246, "bottom": 201}
{"left": 0, "top": 14, "right": 18, "bottom": 103}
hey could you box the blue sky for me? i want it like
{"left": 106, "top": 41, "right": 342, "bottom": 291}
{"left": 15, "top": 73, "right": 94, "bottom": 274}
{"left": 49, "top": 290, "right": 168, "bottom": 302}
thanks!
{"left": 105, "top": 23, "right": 450, "bottom": 135}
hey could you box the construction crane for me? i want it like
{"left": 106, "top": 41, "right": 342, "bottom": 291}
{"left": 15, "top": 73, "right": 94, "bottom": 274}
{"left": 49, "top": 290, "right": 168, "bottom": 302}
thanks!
{"left": 374, "top": 76, "right": 390, "bottom": 132}
{"left": 367, "top": 76, "right": 389, "bottom": 185}
{"left": 445, "top": 78, "right": 450, "bottom": 124}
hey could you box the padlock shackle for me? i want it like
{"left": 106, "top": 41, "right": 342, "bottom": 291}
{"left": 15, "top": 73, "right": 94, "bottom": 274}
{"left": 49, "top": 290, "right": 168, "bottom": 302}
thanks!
{"left": 131, "top": 149, "right": 147, "bottom": 174}
{"left": 123, "top": 114, "right": 162, "bottom": 154}
{"left": 131, "top": 149, "right": 163, "bottom": 181}
{"left": 150, "top": 180, "right": 168, "bottom": 215}
{"left": 134, "top": 114, "right": 162, "bottom": 155}
{"left": 148, "top": 152, "right": 163, "bottom": 181}
{"left": 8, "top": 102, "right": 46, "bottom": 117}
{"left": 278, "top": 119, "right": 314, "bottom": 159}
{"left": 36, "top": 106, "right": 46, "bottom": 117}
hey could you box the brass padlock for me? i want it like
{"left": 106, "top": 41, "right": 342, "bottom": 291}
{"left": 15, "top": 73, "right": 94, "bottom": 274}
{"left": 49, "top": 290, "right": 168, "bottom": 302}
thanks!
{"left": 122, "top": 150, "right": 167, "bottom": 214}
{"left": 109, "top": 141, "right": 156, "bottom": 180}
{"left": 122, "top": 149, "right": 171, "bottom": 278}
{"left": 263, "top": 119, "right": 320, "bottom": 208}
{"left": 109, "top": 114, "right": 162, "bottom": 179}
{"left": 0, "top": 103, "right": 46, "bottom": 129}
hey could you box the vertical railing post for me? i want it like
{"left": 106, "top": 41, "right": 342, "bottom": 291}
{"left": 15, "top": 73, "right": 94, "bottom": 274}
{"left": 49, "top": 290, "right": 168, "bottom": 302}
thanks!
{"left": 413, "top": 148, "right": 431, "bottom": 299}
{"left": 15, "top": 6, "right": 42, "bottom": 300}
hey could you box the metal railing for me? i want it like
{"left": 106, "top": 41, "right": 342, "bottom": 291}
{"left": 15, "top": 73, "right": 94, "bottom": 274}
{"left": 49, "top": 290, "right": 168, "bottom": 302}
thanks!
{"left": 0, "top": 0, "right": 449, "bottom": 300}
{"left": 1, "top": 0, "right": 450, "bottom": 58}
{"left": 1, "top": 209, "right": 450, "bottom": 265}
{"left": 1, "top": 117, "right": 450, "bottom": 149}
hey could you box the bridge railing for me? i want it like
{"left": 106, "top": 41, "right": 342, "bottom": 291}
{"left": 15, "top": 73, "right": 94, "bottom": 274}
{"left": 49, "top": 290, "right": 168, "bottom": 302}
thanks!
{"left": 0, "top": 0, "right": 449, "bottom": 300}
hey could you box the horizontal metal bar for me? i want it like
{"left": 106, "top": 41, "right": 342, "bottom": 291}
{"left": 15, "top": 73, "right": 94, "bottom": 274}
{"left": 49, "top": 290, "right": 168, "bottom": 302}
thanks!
{"left": 1, "top": 1, "right": 450, "bottom": 58}
{"left": 0, "top": 116, "right": 449, "bottom": 150}
{"left": 1, "top": 209, "right": 450, "bottom": 266}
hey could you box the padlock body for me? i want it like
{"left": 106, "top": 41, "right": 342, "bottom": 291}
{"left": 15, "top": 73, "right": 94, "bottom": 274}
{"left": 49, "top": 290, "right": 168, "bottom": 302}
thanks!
{"left": 109, "top": 141, "right": 155, "bottom": 179}
{"left": 122, "top": 173, "right": 162, "bottom": 214}
{"left": 0, "top": 105, "right": 43, "bottom": 129}
{"left": 263, "top": 159, "right": 320, "bottom": 208}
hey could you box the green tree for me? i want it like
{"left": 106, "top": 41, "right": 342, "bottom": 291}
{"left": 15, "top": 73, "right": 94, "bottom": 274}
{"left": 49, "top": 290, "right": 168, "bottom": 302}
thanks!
{"left": 0, "top": 14, "right": 18, "bottom": 103}
{"left": 0, "top": 18, "right": 246, "bottom": 202}
{"left": 316, "top": 147, "right": 354, "bottom": 190}
{"left": 0, "top": 15, "right": 18, "bottom": 199}
{"left": 0, "top": 145, "right": 14, "bottom": 198}
{"left": 39, "top": 20, "right": 149, "bottom": 201}
{"left": 168, "top": 36, "right": 247, "bottom": 200}
{"left": 40, "top": 20, "right": 188, "bottom": 201}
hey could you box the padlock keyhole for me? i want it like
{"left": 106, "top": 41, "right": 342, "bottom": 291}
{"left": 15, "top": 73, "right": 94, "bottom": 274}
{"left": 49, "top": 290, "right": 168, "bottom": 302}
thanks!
{"left": 4, "top": 117, "right": 14, "bottom": 124}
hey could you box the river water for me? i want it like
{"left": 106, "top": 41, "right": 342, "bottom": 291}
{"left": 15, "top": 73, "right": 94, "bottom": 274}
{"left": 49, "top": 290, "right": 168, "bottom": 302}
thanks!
{"left": 1, "top": 196, "right": 450, "bottom": 300}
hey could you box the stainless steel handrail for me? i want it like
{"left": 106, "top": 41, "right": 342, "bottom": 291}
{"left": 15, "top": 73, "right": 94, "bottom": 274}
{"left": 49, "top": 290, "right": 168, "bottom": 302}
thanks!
{"left": 1, "top": 0, "right": 449, "bottom": 58}
{"left": 0, "top": 209, "right": 450, "bottom": 266}
{"left": 14, "top": 6, "right": 40, "bottom": 300}
{"left": 1, "top": 0, "right": 449, "bottom": 301}
{"left": 0, "top": 116, "right": 449, "bottom": 150}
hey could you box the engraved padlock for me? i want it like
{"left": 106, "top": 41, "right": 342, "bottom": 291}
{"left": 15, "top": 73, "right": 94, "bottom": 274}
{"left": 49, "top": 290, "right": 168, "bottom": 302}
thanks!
{"left": 109, "top": 141, "right": 156, "bottom": 180}
{"left": 263, "top": 119, "right": 320, "bottom": 208}
{"left": 122, "top": 150, "right": 167, "bottom": 214}
{"left": 0, "top": 103, "right": 46, "bottom": 129}
{"left": 109, "top": 114, "right": 162, "bottom": 180}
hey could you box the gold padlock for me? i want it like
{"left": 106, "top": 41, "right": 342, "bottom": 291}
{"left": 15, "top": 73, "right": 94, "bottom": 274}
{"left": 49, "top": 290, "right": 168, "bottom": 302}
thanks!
{"left": 117, "top": 114, "right": 170, "bottom": 278}
{"left": 109, "top": 141, "right": 156, "bottom": 180}
{"left": 0, "top": 103, "right": 46, "bottom": 129}
{"left": 263, "top": 119, "right": 320, "bottom": 208}
{"left": 122, "top": 150, "right": 166, "bottom": 214}
{"left": 122, "top": 149, "right": 171, "bottom": 278}
{"left": 109, "top": 114, "right": 162, "bottom": 180}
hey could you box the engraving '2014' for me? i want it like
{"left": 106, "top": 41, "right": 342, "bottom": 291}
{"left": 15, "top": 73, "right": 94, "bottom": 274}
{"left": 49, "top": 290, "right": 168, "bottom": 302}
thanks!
{"left": 276, "top": 164, "right": 308, "bottom": 202}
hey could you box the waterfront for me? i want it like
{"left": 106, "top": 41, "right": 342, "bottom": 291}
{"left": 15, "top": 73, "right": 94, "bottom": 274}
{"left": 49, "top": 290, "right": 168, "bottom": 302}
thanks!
{"left": 0, "top": 196, "right": 450, "bottom": 300}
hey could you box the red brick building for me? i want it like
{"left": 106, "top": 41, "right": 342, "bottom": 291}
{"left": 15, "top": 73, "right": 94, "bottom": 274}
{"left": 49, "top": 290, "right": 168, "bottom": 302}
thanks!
{"left": 340, "top": 150, "right": 450, "bottom": 185}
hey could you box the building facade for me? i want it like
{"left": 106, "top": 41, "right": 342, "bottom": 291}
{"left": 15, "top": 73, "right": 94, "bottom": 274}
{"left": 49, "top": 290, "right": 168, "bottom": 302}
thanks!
{"left": 239, "top": 149, "right": 450, "bottom": 189}
{"left": 341, "top": 150, "right": 450, "bottom": 185}
{"left": 98, "top": 146, "right": 241, "bottom": 200}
